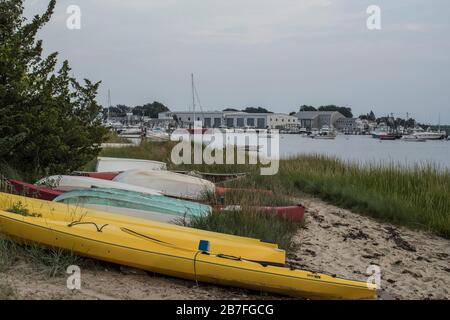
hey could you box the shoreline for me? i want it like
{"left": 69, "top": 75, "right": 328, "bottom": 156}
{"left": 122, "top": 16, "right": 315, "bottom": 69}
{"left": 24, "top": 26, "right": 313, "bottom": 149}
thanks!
{"left": 1, "top": 195, "right": 448, "bottom": 300}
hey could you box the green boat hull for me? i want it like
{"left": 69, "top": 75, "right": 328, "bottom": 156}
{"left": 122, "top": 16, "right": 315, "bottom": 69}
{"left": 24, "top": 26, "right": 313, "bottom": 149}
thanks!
{"left": 53, "top": 188, "right": 211, "bottom": 219}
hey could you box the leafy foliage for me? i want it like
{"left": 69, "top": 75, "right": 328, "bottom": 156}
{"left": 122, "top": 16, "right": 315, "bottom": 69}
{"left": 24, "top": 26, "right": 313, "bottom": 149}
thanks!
{"left": 299, "top": 105, "right": 317, "bottom": 112}
{"left": 133, "top": 101, "right": 169, "bottom": 118}
{"left": 242, "top": 107, "right": 273, "bottom": 114}
{"left": 317, "top": 105, "right": 353, "bottom": 118}
{"left": 0, "top": 0, "right": 108, "bottom": 180}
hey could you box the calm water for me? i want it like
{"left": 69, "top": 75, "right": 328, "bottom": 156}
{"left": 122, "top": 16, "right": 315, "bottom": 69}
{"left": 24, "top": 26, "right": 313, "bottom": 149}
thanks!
{"left": 279, "top": 135, "right": 450, "bottom": 169}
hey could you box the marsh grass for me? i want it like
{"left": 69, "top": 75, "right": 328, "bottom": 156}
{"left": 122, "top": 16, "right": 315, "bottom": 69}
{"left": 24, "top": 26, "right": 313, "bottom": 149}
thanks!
{"left": 105, "top": 132, "right": 132, "bottom": 144}
{"left": 231, "top": 155, "right": 450, "bottom": 238}
{"left": 182, "top": 190, "right": 302, "bottom": 252}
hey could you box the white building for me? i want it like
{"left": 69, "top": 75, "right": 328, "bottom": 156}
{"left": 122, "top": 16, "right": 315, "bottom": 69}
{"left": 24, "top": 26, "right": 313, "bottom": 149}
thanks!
{"left": 159, "top": 111, "right": 298, "bottom": 129}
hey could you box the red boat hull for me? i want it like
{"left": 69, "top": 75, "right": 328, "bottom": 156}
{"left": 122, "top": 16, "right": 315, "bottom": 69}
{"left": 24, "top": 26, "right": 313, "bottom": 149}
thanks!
{"left": 8, "top": 180, "right": 64, "bottom": 201}
{"left": 379, "top": 135, "right": 397, "bottom": 141}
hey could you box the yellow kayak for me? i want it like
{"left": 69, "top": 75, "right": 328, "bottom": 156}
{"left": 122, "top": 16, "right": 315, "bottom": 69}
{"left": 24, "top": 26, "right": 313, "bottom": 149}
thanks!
{"left": 0, "top": 193, "right": 377, "bottom": 299}
{"left": 0, "top": 193, "right": 284, "bottom": 264}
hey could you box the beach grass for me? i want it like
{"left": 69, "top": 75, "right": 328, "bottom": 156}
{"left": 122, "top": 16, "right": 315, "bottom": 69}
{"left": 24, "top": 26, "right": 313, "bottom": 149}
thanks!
{"left": 0, "top": 236, "right": 89, "bottom": 277}
{"left": 179, "top": 189, "right": 302, "bottom": 252}
{"left": 230, "top": 155, "right": 450, "bottom": 238}
{"left": 186, "top": 210, "right": 301, "bottom": 252}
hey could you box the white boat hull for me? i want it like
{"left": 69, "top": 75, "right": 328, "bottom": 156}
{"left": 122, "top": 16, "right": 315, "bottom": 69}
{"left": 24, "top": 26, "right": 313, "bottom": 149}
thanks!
{"left": 36, "top": 176, "right": 162, "bottom": 196}
{"left": 113, "top": 169, "right": 215, "bottom": 200}
{"left": 96, "top": 157, "right": 167, "bottom": 172}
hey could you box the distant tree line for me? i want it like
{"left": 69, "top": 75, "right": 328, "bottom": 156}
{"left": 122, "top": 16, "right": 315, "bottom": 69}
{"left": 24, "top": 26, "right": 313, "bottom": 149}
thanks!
{"left": 223, "top": 107, "right": 273, "bottom": 114}
{"left": 299, "top": 105, "right": 353, "bottom": 118}
{"left": 104, "top": 101, "right": 169, "bottom": 119}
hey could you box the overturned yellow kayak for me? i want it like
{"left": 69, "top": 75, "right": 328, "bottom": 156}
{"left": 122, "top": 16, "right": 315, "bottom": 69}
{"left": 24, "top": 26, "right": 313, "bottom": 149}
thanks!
{"left": 0, "top": 193, "right": 284, "bottom": 264}
{"left": 0, "top": 193, "right": 376, "bottom": 299}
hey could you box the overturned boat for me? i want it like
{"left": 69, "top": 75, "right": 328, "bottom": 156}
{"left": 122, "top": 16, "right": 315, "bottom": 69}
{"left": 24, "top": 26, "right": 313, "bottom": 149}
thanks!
{"left": 36, "top": 175, "right": 162, "bottom": 196}
{"left": 112, "top": 169, "right": 215, "bottom": 200}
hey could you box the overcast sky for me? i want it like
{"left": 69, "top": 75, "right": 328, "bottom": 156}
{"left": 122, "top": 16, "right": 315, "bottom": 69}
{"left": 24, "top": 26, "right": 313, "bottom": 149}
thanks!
{"left": 24, "top": 0, "right": 450, "bottom": 123}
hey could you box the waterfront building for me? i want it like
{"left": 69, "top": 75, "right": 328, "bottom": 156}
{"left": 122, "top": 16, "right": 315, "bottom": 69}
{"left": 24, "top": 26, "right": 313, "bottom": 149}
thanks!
{"left": 160, "top": 111, "right": 298, "bottom": 129}
{"left": 295, "top": 111, "right": 345, "bottom": 130}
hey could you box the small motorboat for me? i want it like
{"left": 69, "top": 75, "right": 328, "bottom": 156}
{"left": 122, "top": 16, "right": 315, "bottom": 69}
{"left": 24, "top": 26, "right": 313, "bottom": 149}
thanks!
{"left": 379, "top": 133, "right": 397, "bottom": 141}
{"left": 401, "top": 135, "right": 426, "bottom": 142}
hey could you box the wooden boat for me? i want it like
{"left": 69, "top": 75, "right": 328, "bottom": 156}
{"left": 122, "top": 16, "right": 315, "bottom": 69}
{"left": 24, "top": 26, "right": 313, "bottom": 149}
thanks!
{"left": 53, "top": 188, "right": 211, "bottom": 223}
{"left": 7, "top": 180, "right": 63, "bottom": 201}
{"left": 96, "top": 157, "right": 166, "bottom": 172}
{"left": 112, "top": 170, "right": 215, "bottom": 200}
{"left": 36, "top": 175, "right": 162, "bottom": 196}
{"left": 0, "top": 193, "right": 376, "bottom": 299}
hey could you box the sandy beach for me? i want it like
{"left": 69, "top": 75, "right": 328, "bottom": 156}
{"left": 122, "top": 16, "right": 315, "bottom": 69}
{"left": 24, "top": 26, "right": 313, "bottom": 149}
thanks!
{"left": 1, "top": 195, "right": 449, "bottom": 300}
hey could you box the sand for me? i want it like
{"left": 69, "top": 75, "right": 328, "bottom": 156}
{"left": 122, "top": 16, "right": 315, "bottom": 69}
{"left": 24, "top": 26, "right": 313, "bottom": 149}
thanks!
{"left": 289, "top": 196, "right": 450, "bottom": 300}
{"left": 1, "top": 195, "right": 449, "bottom": 300}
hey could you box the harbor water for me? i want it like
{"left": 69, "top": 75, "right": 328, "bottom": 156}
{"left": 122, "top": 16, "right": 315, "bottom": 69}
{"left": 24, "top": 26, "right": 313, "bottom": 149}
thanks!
{"left": 279, "top": 135, "right": 450, "bottom": 169}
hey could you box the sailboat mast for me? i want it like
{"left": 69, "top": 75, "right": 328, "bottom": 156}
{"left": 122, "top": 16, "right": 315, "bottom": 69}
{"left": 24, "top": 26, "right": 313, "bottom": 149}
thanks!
{"left": 438, "top": 113, "right": 441, "bottom": 132}
{"left": 107, "top": 89, "right": 111, "bottom": 120}
{"left": 191, "top": 73, "right": 196, "bottom": 127}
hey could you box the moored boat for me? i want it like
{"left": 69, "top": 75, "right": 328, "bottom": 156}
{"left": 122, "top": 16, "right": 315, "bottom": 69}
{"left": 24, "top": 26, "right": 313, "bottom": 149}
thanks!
{"left": 401, "top": 135, "right": 426, "bottom": 142}
{"left": 379, "top": 133, "right": 397, "bottom": 141}
{"left": 0, "top": 193, "right": 376, "bottom": 299}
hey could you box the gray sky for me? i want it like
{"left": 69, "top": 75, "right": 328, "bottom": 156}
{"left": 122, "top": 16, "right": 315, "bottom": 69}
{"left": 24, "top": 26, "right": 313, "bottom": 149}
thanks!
{"left": 25, "top": 0, "right": 450, "bottom": 123}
